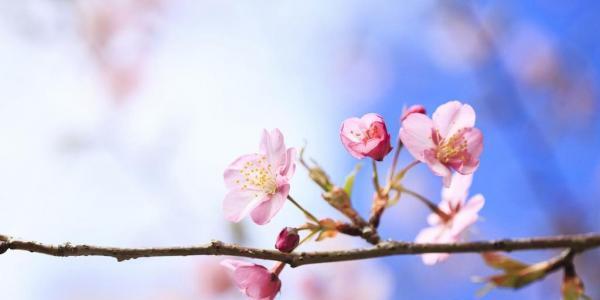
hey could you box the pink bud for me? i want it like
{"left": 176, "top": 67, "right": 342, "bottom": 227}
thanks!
{"left": 340, "top": 113, "right": 392, "bottom": 161}
{"left": 400, "top": 104, "right": 426, "bottom": 121}
{"left": 275, "top": 227, "right": 300, "bottom": 253}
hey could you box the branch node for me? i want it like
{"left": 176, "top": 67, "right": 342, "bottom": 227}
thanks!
{"left": 493, "top": 239, "right": 509, "bottom": 251}
{"left": 0, "top": 241, "right": 9, "bottom": 254}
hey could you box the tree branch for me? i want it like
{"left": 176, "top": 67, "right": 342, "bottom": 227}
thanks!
{"left": 0, "top": 233, "right": 598, "bottom": 267}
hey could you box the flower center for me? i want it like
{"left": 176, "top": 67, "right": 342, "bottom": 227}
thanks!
{"left": 435, "top": 130, "right": 469, "bottom": 164}
{"left": 239, "top": 156, "right": 278, "bottom": 195}
{"left": 366, "top": 124, "right": 382, "bottom": 139}
{"left": 350, "top": 124, "right": 382, "bottom": 143}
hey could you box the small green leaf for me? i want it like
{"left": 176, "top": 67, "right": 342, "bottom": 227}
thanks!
{"left": 476, "top": 253, "right": 556, "bottom": 297}
{"left": 482, "top": 252, "right": 529, "bottom": 272}
{"left": 343, "top": 163, "right": 362, "bottom": 197}
{"left": 489, "top": 265, "right": 547, "bottom": 289}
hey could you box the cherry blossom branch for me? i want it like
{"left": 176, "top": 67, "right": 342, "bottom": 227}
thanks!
{"left": 1, "top": 233, "right": 598, "bottom": 267}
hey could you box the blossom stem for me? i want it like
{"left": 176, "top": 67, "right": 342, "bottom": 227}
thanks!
{"left": 386, "top": 138, "right": 403, "bottom": 183}
{"left": 400, "top": 187, "right": 451, "bottom": 221}
{"left": 299, "top": 229, "right": 319, "bottom": 246}
{"left": 383, "top": 160, "right": 420, "bottom": 195}
{"left": 371, "top": 159, "right": 382, "bottom": 196}
{"left": 287, "top": 195, "right": 320, "bottom": 224}
{"left": 394, "top": 160, "right": 420, "bottom": 182}
{"left": 272, "top": 261, "right": 286, "bottom": 275}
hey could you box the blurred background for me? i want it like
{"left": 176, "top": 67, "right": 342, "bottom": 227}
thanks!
{"left": 0, "top": 0, "right": 598, "bottom": 299}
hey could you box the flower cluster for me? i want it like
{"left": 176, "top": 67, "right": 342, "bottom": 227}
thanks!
{"left": 221, "top": 101, "right": 486, "bottom": 299}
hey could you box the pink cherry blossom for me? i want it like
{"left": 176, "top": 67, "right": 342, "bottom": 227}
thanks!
{"left": 197, "top": 258, "right": 234, "bottom": 296}
{"left": 400, "top": 104, "right": 427, "bottom": 121}
{"left": 223, "top": 129, "right": 296, "bottom": 225}
{"left": 221, "top": 259, "right": 282, "bottom": 300}
{"left": 340, "top": 113, "right": 392, "bottom": 161}
{"left": 415, "top": 173, "right": 485, "bottom": 265}
{"left": 399, "top": 101, "right": 483, "bottom": 187}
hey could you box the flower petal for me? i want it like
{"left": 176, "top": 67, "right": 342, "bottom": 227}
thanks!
{"left": 233, "top": 265, "right": 280, "bottom": 299}
{"left": 340, "top": 117, "right": 368, "bottom": 159}
{"left": 365, "top": 132, "right": 392, "bottom": 162}
{"left": 423, "top": 149, "right": 452, "bottom": 186}
{"left": 341, "top": 117, "right": 368, "bottom": 142}
{"left": 399, "top": 113, "right": 436, "bottom": 162}
{"left": 441, "top": 173, "right": 473, "bottom": 206}
{"left": 260, "top": 128, "right": 287, "bottom": 168}
{"left": 221, "top": 260, "right": 281, "bottom": 300}
{"left": 224, "top": 153, "right": 263, "bottom": 190}
{"left": 415, "top": 225, "right": 446, "bottom": 244}
{"left": 421, "top": 252, "right": 451, "bottom": 265}
{"left": 456, "top": 127, "right": 483, "bottom": 175}
{"left": 432, "top": 101, "right": 475, "bottom": 138}
{"left": 279, "top": 147, "right": 296, "bottom": 180}
{"left": 360, "top": 113, "right": 387, "bottom": 126}
{"left": 415, "top": 225, "right": 455, "bottom": 265}
{"left": 450, "top": 194, "right": 484, "bottom": 237}
{"left": 427, "top": 213, "right": 442, "bottom": 226}
{"left": 223, "top": 189, "right": 266, "bottom": 223}
{"left": 221, "top": 259, "right": 254, "bottom": 271}
{"left": 250, "top": 184, "right": 290, "bottom": 225}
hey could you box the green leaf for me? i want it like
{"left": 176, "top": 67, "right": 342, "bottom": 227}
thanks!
{"left": 343, "top": 163, "right": 362, "bottom": 197}
{"left": 476, "top": 253, "right": 556, "bottom": 297}
{"left": 479, "top": 260, "right": 550, "bottom": 291}
{"left": 482, "top": 252, "right": 529, "bottom": 272}
{"left": 489, "top": 265, "right": 547, "bottom": 289}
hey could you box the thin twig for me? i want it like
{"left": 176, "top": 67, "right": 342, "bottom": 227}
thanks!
{"left": 287, "top": 195, "right": 320, "bottom": 224}
{"left": 371, "top": 160, "right": 382, "bottom": 196}
{"left": 0, "top": 233, "right": 598, "bottom": 267}
{"left": 401, "top": 187, "right": 451, "bottom": 221}
{"left": 386, "top": 138, "right": 403, "bottom": 185}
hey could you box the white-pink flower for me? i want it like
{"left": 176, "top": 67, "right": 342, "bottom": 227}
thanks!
{"left": 221, "top": 259, "right": 282, "bottom": 300}
{"left": 223, "top": 129, "right": 296, "bottom": 225}
{"left": 415, "top": 173, "right": 485, "bottom": 265}
{"left": 399, "top": 101, "right": 483, "bottom": 187}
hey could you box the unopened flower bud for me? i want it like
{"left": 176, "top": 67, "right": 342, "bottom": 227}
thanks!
{"left": 275, "top": 227, "right": 299, "bottom": 253}
{"left": 400, "top": 104, "right": 426, "bottom": 121}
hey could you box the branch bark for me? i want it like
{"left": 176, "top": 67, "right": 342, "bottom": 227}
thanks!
{"left": 1, "top": 233, "right": 599, "bottom": 267}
